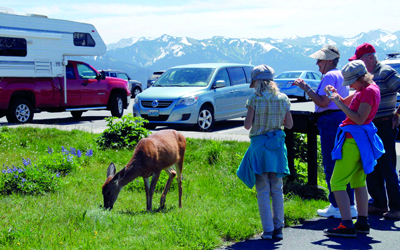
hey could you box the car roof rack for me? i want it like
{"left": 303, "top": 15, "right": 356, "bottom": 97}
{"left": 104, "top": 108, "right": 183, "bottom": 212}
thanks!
{"left": 386, "top": 52, "right": 400, "bottom": 59}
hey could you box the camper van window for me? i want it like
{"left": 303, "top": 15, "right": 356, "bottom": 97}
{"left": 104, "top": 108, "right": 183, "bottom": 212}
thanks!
{"left": 77, "top": 63, "right": 97, "bottom": 79}
{"left": 73, "top": 33, "right": 96, "bottom": 47}
{"left": 0, "top": 37, "right": 27, "bottom": 57}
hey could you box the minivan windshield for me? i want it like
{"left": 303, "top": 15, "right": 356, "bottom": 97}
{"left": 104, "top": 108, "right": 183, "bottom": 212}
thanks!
{"left": 153, "top": 68, "right": 215, "bottom": 87}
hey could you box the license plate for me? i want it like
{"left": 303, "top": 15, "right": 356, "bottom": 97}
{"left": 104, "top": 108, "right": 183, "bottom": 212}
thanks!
{"left": 148, "top": 109, "right": 159, "bottom": 117}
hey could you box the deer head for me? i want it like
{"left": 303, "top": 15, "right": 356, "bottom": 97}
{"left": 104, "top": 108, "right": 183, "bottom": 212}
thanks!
{"left": 102, "top": 163, "right": 125, "bottom": 210}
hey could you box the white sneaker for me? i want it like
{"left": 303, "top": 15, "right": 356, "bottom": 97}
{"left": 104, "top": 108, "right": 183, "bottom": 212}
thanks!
{"left": 317, "top": 204, "right": 340, "bottom": 218}
{"left": 333, "top": 205, "right": 358, "bottom": 219}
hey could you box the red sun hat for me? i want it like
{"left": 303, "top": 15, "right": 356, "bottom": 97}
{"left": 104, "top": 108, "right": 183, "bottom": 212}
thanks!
{"left": 348, "top": 43, "right": 376, "bottom": 61}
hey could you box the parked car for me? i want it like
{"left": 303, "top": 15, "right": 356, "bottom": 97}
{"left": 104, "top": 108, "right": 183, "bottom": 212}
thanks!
{"left": 101, "top": 70, "right": 142, "bottom": 97}
{"left": 147, "top": 70, "right": 165, "bottom": 88}
{"left": 132, "top": 63, "right": 254, "bottom": 132}
{"left": 275, "top": 70, "right": 322, "bottom": 101}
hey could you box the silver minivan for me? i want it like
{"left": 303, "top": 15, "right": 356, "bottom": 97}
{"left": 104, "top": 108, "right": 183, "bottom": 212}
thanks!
{"left": 132, "top": 63, "right": 254, "bottom": 132}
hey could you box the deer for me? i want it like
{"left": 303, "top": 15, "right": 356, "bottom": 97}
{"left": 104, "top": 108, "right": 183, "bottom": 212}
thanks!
{"left": 102, "top": 129, "right": 186, "bottom": 211}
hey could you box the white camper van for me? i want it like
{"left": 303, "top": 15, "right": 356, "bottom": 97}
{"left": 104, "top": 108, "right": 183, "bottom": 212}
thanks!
{"left": 0, "top": 8, "right": 106, "bottom": 78}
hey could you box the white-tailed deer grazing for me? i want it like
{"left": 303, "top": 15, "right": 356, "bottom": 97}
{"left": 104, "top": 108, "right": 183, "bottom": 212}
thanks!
{"left": 102, "top": 129, "right": 186, "bottom": 211}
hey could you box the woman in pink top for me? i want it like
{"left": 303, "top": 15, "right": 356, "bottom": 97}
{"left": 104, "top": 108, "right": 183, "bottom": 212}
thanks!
{"left": 323, "top": 60, "right": 382, "bottom": 238}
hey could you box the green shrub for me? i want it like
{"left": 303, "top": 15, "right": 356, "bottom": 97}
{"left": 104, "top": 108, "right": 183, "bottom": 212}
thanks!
{"left": 96, "top": 114, "right": 151, "bottom": 149}
{"left": 0, "top": 159, "right": 60, "bottom": 195}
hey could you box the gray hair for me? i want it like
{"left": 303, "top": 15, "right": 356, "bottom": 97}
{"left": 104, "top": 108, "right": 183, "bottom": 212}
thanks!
{"left": 361, "top": 53, "right": 378, "bottom": 61}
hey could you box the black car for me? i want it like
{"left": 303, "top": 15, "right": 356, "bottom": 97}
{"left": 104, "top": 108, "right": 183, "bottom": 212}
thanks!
{"left": 101, "top": 70, "right": 142, "bottom": 97}
{"left": 147, "top": 70, "right": 165, "bottom": 88}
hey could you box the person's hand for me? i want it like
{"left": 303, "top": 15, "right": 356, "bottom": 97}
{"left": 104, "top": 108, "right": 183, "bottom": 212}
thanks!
{"left": 323, "top": 85, "right": 335, "bottom": 95}
{"left": 392, "top": 113, "right": 400, "bottom": 129}
{"left": 293, "top": 78, "right": 309, "bottom": 91}
{"left": 324, "top": 85, "right": 340, "bottom": 101}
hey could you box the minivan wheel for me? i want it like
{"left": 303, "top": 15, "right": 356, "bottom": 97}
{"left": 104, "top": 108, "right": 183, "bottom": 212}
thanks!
{"left": 6, "top": 98, "right": 34, "bottom": 123}
{"left": 195, "top": 106, "right": 214, "bottom": 132}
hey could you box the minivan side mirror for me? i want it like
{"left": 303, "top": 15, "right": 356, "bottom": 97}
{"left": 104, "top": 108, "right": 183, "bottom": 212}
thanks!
{"left": 214, "top": 80, "right": 226, "bottom": 88}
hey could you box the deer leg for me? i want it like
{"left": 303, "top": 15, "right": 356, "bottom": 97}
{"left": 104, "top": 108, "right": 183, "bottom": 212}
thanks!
{"left": 147, "top": 172, "right": 160, "bottom": 211}
{"left": 143, "top": 177, "right": 151, "bottom": 211}
{"left": 176, "top": 156, "right": 184, "bottom": 208}
{"left": 160, "top": 167, "right": 176, "bottom": 209}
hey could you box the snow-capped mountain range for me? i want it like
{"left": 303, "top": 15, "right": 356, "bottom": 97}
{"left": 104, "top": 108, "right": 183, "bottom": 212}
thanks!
{"left": 76, "top": 29, "right": 400, "bottom": 86}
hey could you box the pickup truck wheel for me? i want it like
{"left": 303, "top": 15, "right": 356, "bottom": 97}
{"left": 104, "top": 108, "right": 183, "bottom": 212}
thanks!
{"left": 71, "top": 111, "right": 83, "bottom": 119}
{"left": 195, "top": 106, "right": 214, "bottom": 132}
{"left": 132, "top": 87, "right": 142, "bottom": 98}
{"left": 7, "top": 98, "right": 34, "bottom": 123}
{"left": 110, "top": 94, "right": 124, "bottom": 118}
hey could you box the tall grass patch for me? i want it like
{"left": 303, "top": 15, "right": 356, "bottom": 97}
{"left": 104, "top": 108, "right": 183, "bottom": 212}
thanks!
{"left": 0, "top": 126, "right": 327, "bottom": 249}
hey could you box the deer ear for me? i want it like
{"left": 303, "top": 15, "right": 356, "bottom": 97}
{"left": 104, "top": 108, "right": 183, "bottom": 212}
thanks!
{"left": 107, "top": 163, "right": 116, "bottom": 178}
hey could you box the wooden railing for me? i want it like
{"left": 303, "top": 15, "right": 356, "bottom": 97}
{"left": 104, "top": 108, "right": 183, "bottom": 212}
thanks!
{"left": 285, "top": 111, "right": 319, "bottom": 185}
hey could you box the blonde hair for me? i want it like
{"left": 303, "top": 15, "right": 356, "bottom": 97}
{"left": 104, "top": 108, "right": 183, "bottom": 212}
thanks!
{"left": 254, "top": 79, "right": 279, "bottom": 96}
{"left": 357, "top": 72, "right": 374, "bottom": 85}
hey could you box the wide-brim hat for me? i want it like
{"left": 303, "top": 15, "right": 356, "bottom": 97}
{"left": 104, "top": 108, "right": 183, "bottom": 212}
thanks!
{"left": 309, "top": 48, "right": 340, "bottom": 60}
{"left": 250, "top": 65, "right": 274, "bottom": 87}
{"left": 341, "top": 60, "right": 368, "bottom": 86}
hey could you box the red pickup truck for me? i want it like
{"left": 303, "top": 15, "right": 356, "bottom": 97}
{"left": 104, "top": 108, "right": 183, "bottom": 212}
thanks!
{"left": 0, "top": 60, "right": 131, "bottom": 123}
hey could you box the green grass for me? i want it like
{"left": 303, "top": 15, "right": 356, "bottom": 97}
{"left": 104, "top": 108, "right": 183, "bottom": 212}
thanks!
{"left": 0, "top": 126, "right": 328, "bottom": 249}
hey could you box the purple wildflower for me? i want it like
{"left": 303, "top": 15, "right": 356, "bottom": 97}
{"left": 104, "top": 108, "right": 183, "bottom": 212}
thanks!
{"left": 18, "top": 168, "right": 25, "bottom": 173}
{"left": 1, "top": 170, "right": 6, "bottom": 174}
{"left": 67, "top": 155, "right": 73, "bottom": 163}
{"left": 85, "top": 149, "right": 93, "bottom": 157}
{"left": 77, "top": 150, "right": 82, "bottom": 158}
{"left": 21, "top": 178, "right": 26, "bottom": 182}
{"left": 56, "top": 173, "right": 60, "bottom": 178}
{"left": 6, "top": 169, "right": 12, "bottom": 174}
{"left": 22, "top": 158, "right": 31, "bottom": 166}
{"left": 14, "top": 175, "right": 18, "bottom": 179}
{"left": 48, "top": 146, "right": 53, "bottom": 154}
{"left": 61, "top": 146, "right": 69, "bottom": 154}
{"left": 70, "top": 147, "right": 76, "bottom": 156}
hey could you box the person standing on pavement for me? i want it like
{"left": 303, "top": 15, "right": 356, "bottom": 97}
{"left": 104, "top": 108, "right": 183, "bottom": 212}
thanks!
{"left": 323, "top": 60, "right": 384, "bottom": 237}
{"left": 236, "top": 64, "right": 293, "bottom": 240}
{"left": 294, "top": 45, "right": 357, "bottom": 219}
{"left": 349, "top": 43, "right": 400, "bottom": 220}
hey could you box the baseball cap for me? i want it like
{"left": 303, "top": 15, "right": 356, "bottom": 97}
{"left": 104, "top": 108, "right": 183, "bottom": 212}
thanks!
{"left": 251, "top": 65, "right": 275, "bottom": 82}
{"left": 309, "top": 44, "right": 340, "bottom": 60}
{"left": 348, "top": 43, "right": 376, "bottom": 61}
{"left": 341, "top": 60, "right": 368, "bottom": 86}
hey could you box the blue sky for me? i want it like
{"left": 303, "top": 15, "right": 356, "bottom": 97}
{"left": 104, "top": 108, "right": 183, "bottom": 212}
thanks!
{"left": 4, "top": 0, "right": 400, "bottom": 45}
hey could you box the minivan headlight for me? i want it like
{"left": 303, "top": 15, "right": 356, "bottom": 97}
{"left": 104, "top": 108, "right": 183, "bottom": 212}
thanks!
{"left": 176, "top": 96, "right": 198, "bottom": 107}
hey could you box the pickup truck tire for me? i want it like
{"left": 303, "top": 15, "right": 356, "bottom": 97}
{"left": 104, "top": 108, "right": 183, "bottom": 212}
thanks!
{"left": 6, "top": 98, "right": 34, "bottom": 123}
{"left": 71, "top": 111, "right": 83, "bottom": 119}
{"left": 110, "top": 93, "right": 124, "bottom": 118}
